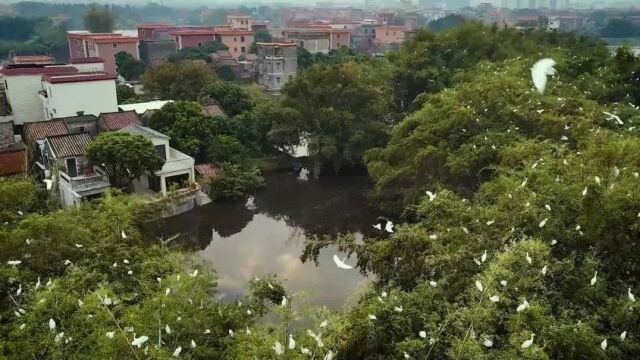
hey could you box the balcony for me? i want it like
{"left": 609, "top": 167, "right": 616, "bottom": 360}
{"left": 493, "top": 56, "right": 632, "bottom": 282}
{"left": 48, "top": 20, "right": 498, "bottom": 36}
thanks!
{"left": 59, "top": 168, "right": 110, "bottom": 194}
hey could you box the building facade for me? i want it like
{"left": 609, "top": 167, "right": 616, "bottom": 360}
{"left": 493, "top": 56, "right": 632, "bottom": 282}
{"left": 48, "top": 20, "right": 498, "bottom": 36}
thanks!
{"left": 40, "top": 73, "right": 118, "bottom": 120}
{"left": 67, "top": 32, "right": 140, "bottom": 75}
{"left": 256, "top": 42, "right": 298, "bottom": 92}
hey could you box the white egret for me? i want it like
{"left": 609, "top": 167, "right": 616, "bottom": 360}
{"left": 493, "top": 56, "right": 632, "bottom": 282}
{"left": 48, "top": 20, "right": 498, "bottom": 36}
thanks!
{"left": 595, "top": 176, "right": 601, "bottom": 185}
{"left": 539, "top": 218, "right": 548, "bottom": 228}
{"left": 545, "top": 204, "right": 551, "bottom": 211}
{"left": 486, "top": 220, "right": 495, "bottom": 225}
{"left": 582, "top": 187, "right": 588, "bottom": 196}
{"left": 229, "top": 329, "right": 234, "bottom": 337}
{"left": 75, "top": 243, "right": 83, "bottom": 248}
{"left": 106, "top": 332, "right": 115, "bottom": 339}
{"left": 426, "top": 191, "right": 436, "bottom": 201}
{"left": 368, "top": 314, "right": 377, "bottom": 320}
{"left": 394, "top": 306, "right": 403, "bottom": 312}
{"left": 121, "top": 230, "right": 127, "bottom": 239}
{"left": 475, "top": 280, "right": 484, "bottom": 292}
{"left": 384, "top": 221, "right": 394, "bottom": 233}
{"left": 531, "top": 58, "right": 556, "bottom": 94}
{"left": 521, "top": 333, "right": 535, "bottom": 349}
{"left": 373, "top": 223, "right": 382, "bottom": 231}
{"left": 34, "top": 277, "right": 41, "bottom": 290}
{"left": 489, "top": 295, "right": 500, "bottom": 303}
{"left": 429, "top": 280, "right": 438, "bottom": 287}
{"left": 132, "top": 335, "right": 148, "bottom": 348}
{"left": 332, "top": 254, "right": 354, "bottom": 270}
{"left": 403, "top": 352, "right": 410, "bottom": 359}
{"left": 517, "top": 299, "right": 530, "bottom": 313}
{"left": 16, "top": 284, "right": 21, "bottom": 296}
{"left": 191, "top": 340, "right": 196, "bottom": 348}
{"left": 7, "top": 260, "right": 21, "bottom": 266}
{"left": 190, "top": 269, "right": 198, "bottom": 277}
{"left": 281, "top": 296, "right": 288, "bottom": 307}
{"left": 78, "top": 299, "right": 84, "bottom": 307}
{"left": 521, "top": 178, "right": 528, "bottom": 187}
{"left": 526, "top": 252, "right": 532, "bottom": 264}
{"left": 165, "top": 324, "right": 171, "bottom": 334}
{"left": 603, "top": 112, "right": 623, "bottom": 125}
{"left": 49, "top": 318, "right": 56, "bottom": 331}
{"left": 628, "top": 288, "right": 636, "bottom": 302}
{"left": 419, "top": 330, "right": 427, "bottom": 338}
{"left": 307, "top": 329, "right": 324, "bottom": 347}
{"left": 173, "top": 346, "right": 182, "bottom": 357}
{"left": 289, "top": 334, "right": 296, "bottom": 349}
{"left": 481, "top": 250, "right": 487, "bottom": 263}
{"left": 64, "top": 259, "right": 71, "bottom": 265}
{"left": 324, "top": 350, "right": 335, "bottom": 360}
{"left": 620, "top": 331, "right": 627, "bottom": 341}
{"left": 600, "top": 338, "right": 607, "bottom": 350}
{"left": 483, "top": 338, "right": 494, "bottom": 347}
{"left": 273, "top": 341, "right": 284, "bottom": 355}
{"left": 551, "top": 239, "right": 557, "bottom": 246}
{"left": 301, "top": 347, "right": 312, "bottom": 355}
{"left": 541, "top": 265, "right": 548, "bottom": 275}
{"left": 43, "top": 179, "right": 53, "bottom": 190}
{"left": 320, "top": 320, "right": 328, "bottom": 328}
{"left": 591, "top": 271, "right": 597, "bottom": 286}
{"left": 500, "top": 280, "right": 507, "bottom": 286}
{"left": 246, "top": 327, "right": 251, "bottom": 335}
{"left": 204, "top": 329, "right": 211, "bottom": 334}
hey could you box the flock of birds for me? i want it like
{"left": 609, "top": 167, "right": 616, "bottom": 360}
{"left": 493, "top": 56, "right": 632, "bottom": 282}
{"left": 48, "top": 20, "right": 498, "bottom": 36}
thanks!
{"left": 5, "top": 58, "right": 640, "bottom": 358}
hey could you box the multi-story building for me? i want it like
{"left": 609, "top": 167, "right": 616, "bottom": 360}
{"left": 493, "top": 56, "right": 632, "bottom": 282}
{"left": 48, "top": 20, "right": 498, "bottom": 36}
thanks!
{"left": 138, "top": 24, "right": 179, "bottom": 66}
{"left": 40, "top": 72, "right": 118, "bottom": 120}
{"left": 283, "top": 28, "right": 350, "bottom": 54}
{"left": 256, "top": 42, "right": 298, "bottom": 92}
{"left": 351, "top": 24, "right": 378, "bottom": 53}
{"left": 169, "top": 28, "right": 255, "bottom": 60}
{"left": 226, "top": 15, "right": 252, "bottom": 30}
{"left": 67, "top": 32, "right": 140, "bottom": 75}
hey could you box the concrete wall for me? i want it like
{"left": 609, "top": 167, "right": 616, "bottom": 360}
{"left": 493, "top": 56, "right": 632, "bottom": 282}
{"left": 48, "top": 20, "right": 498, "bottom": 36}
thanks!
{"left": 177, "top": 34, "right": 215, "bottom": 49}
{"left": 218, "top": 34, "right": 254, "bottom": 59}
{"left": 92, "top": 42, "right": 140, "bottom": 75}
{"left": 256, "top": 44, "right": 297, "bottom": 91}
{"left": 73, "top": 62, "right": 105, "bottom": 73}
{"left": 4, "top": 75, "right": 46, "bottom": 124}
{"left": 376, "top": 27, "right": 407, "bottom": 44}
{"left": 330, "top": 32, "right": 350, "bottom": 49}
{"left": 43, "top": 80, "right": 118, "bottom": 119}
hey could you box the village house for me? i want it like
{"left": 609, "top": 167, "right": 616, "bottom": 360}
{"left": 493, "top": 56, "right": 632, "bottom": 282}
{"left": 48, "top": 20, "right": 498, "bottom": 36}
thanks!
{"left": 117, "top": 124, "right": 195, "bottom": 196}
{"left": 41, "top": 132, "right": 110, "bottom": 207}
{"left": 67, "top": 32, "right": 140, "bottom": 75}
{"left": 256, "top": 42, "right": 298, "bottom": 92}
{"left": 40, "top": 72, "right": 118, "bottom": 120}
{"left": 0, "top": 121, "right": 27, "bottom": 177}
{"left": 98, "top": 110, "right": 143, "bottom": 132}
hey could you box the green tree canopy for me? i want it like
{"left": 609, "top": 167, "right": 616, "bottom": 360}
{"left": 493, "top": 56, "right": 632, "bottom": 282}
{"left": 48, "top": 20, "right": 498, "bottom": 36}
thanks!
{"left": 87, "top": 132, "right": 164, "bottom": 188}
{"left": 199, "top": 81, "right": 253, "bottom": 117}
{"left": 82, "top": 4, "right": 115, "bottom": 33}
{"left": 142, "top": 61, "right": 217, "bottom": 101}
{"left": 115, "top": 51, "right": 145, "bottom": 81}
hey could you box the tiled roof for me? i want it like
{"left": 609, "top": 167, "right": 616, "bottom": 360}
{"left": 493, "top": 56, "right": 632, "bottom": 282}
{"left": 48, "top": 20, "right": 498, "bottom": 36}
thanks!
{"left": 99, "top": 111, "right": 142, "bottom": 131}
{"left": 60, "top": 114, "right": 98, "bottom": 124}
{"left": 47, "top": 133, "right": 93, "bottom": 158}
{"left": 118, "top": 124, "right": 169, "bottom": 139}
{"left": 195, "top": 163, "right": 221, "bottom": 178}
{"left": 22, "top": 119, "right": 69, "bottom": 143}
{"left": 202, "top": 104, "right": 227, "bottom": 117}
{"left": 0, "top": 65, "right": 78, "bottom": 76}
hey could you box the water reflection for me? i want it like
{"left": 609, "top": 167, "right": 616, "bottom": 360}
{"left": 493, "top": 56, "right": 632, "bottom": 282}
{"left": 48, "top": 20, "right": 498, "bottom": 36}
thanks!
{"left": 151, "top": 173, "right": 378, "bottom": 308}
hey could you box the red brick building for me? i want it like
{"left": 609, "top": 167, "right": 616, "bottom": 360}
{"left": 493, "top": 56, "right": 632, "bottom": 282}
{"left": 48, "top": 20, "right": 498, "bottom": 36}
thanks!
{"left": 0, "top": 121, "right": 27, "bottom": 177}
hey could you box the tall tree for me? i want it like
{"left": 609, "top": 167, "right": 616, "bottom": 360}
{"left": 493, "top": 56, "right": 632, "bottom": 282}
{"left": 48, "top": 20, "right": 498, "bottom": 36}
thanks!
{"left": 142, "top": 61, "right": 216, "bottom": 101}
{"left": 83, "top": 4, "right": 116, "bottom": 33}
{"left": 87, "top": 132, "right": 163, "bottom": 188}
{"left": 115, "top": 51, "right": 145, "bottom": 81}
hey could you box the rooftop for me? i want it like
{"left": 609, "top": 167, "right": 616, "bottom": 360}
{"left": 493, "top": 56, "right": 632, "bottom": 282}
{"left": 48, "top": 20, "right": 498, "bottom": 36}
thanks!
{"left": 118, "top": 124, "right": 170, "bottom": 140}
{"left": 69, "top": 57, "right": 105, "bottom": 64}
{"left": 118, "top": 100, "right": 173, "bottom": 114}
{"left": 99, "top": 110, "right": 142, "bottom": 131}
{"left": 47, "top": 132, "right": 93, "bottom": 158}
{"left": 195, "top": 163, "right": 221, "bottom": 178}
{"left": 42, "top": 72, "right": 116, "bottom": 84}
{"left": 169, "top": 29, "right": 216, "bottom": 36}
{"left": 68, "top": 32, "right": 139, "bottom": 43}
{"left": 0, "top": 65, "right": 78, "bottom": 77}
{"left": 202, "top": 104, "right": 227, "bottom": 117}
{"left": 23, "top": 119, "right": 70, "bottom": 143}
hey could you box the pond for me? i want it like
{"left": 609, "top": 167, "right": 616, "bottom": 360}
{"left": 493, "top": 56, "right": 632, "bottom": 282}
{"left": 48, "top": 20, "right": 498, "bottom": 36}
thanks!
{"left": 151, "top": 172, "right": 378, "bottom": 309}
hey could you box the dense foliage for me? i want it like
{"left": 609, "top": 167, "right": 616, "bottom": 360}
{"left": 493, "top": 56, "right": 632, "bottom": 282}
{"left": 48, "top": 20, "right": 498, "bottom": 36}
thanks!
{"left": 0, "top": 16, "right": 68, "bottom": 61}
{"left": 142, "top": 62, "right": 217, "bottom": 101}
{"left": 115, "top": 51, "right": 146, "bottom": 81}
{"left": 82, "top": 4, "right": 116, "bottom": 33}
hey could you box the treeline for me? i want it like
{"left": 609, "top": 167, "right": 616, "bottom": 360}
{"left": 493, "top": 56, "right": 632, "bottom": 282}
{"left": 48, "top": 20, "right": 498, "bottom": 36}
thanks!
{"left": 0, "top": 16, "right": 68, "bottom": 61}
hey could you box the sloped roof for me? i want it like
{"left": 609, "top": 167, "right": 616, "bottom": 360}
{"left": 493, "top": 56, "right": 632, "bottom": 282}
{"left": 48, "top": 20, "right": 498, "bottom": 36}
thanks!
{"left": 195, "top": 163, "right": 221, "bottom": 179}
{"left": 47, "top": 133, "right": 93, "bottom": 158}
{"left": 202, "top": 104, "right": 227, "bottom": 117}
{"left": 22, "top": 119, "right": 69, "bottom": 143}
{"left": 118, "top": 124, "right": 169, "bottom": 139}
{"left": 99, "top": 111, "right": 142, "bottom": 131}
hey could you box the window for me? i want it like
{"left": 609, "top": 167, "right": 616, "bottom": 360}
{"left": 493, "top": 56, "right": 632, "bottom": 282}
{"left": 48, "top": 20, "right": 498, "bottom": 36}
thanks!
{"left": 112, "top": 43, "right": 118, "bottom": 49}
{"left": 234, "top": 37, "right": 237, "bottom": 42}
{"left": 386, "top": 31, "right": 389, "bottom": 35}
{"left": 155, "top": 145, "right": 167, "bottom": 160}
{"left": 234, "top": 47, "right": 237, "bottom": 52}
{"left": 241, "top": 46, "right": 246, "bottom": 53}
{"left": 276, "top": 77, "right": 281, "bottom": 84}
{"left": 337, "top": 34, "right": 341, "bottom": 39}
{"left": 241, "top": 36, "right": 245, "bottom": 42}
{"left": 198, "top": 42, "right": 202, "bottom": 47}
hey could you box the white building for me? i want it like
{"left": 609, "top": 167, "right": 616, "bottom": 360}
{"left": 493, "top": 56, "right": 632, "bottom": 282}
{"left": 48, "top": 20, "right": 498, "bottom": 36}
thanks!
{"left": 0, "top": 65, "right": 78, "bottom": 125}
{"left": 0, "top": 60, "right": 117, "bottom": 125}
{"left": 118, "top": 124, "right": 195, "bottom": 195}
{"left": 40, "top": 72, "right": 118, "bottom": 120}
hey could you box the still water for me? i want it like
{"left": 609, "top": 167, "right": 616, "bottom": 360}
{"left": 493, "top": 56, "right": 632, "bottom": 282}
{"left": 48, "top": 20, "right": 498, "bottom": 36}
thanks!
{"left": 152, "top": 172, "right": 378, "bottom": 309}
